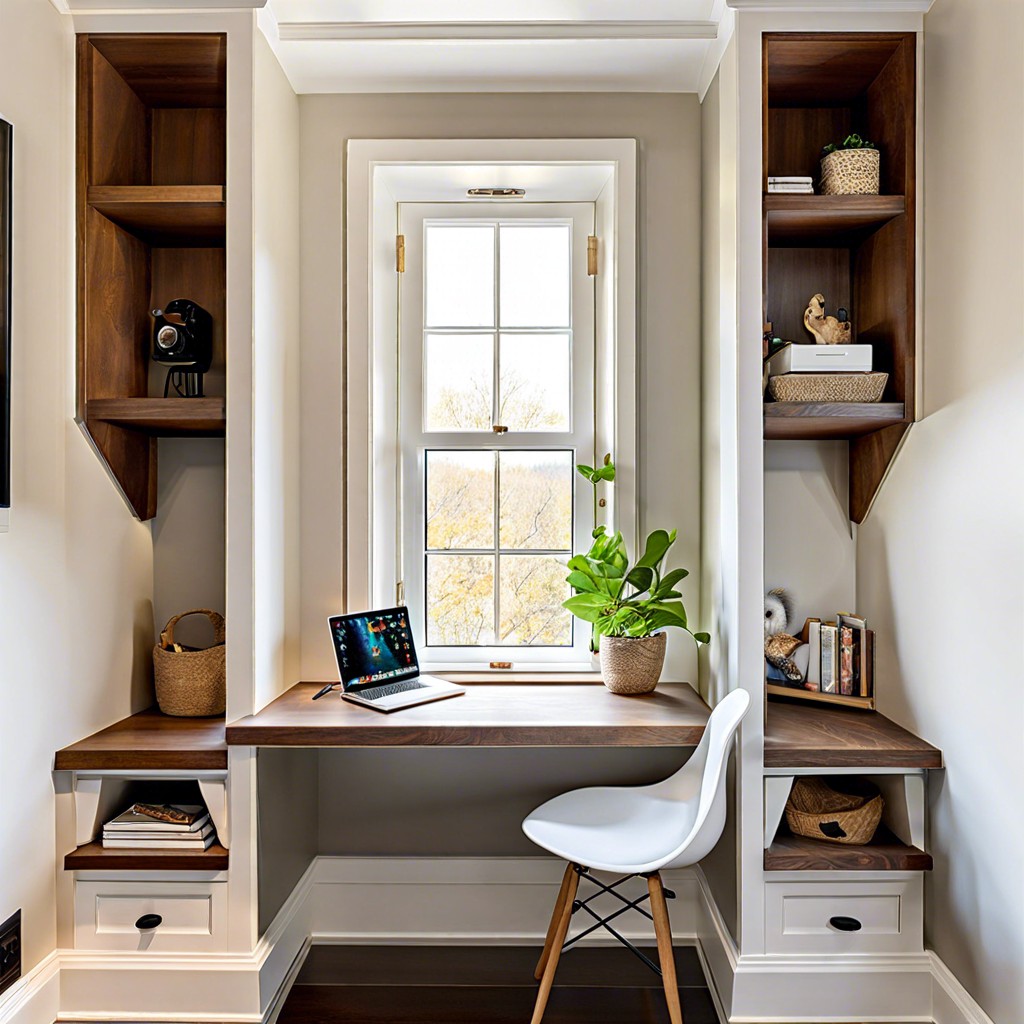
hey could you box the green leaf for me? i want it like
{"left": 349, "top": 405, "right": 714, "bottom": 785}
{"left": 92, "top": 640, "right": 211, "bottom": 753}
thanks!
{"left": 649, "top": 601, "right": 688, "bottom": 628}
{"left": 563, "top": 593, "right": 611, "bottom": 623}
{"left": 658, "top": 568, "right": 689, "bottom": 590}
{"left": 593, "top": 464, "right": 616, "bottom": 482}
{"left": 693, "top": 631, "right": 711, "bottom": 645}
{"left": 625, "top": 565, "right": 654, "bottom": 593}
{"left": 566, "top": 571, "right": 601, "bottom": 594}
{"left": 635, "top": 529, "right": 676, "bottom": 570}
{"left": 576, "top": 464, "right": 596, "bottom": 481}
{"left": 602, "top": 452, "right": 613, "bottom": 466}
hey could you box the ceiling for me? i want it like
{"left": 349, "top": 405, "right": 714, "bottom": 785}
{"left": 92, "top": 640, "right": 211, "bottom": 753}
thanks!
{"left": 259, "top": 0, "right": 731, "bottom": 94}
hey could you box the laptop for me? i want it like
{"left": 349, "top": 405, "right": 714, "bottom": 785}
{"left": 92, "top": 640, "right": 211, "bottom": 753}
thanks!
{"left": 326, "top": 606, "right": 465, "bottom": 712}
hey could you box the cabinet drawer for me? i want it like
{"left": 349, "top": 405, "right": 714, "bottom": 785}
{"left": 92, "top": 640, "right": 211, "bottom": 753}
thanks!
{"left": 75, "top": 880, "right": 227, "bottom": 952}
{"left": 765, "top": 878, "right": 922, "bottom": 955}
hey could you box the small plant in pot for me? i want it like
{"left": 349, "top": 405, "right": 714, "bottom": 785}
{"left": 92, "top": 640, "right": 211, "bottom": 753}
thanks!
{"left": 820, "top": 133, "right": 880, "bottom": 196}
{"left": 564, "top": 457, "right": 709, "bottom": 695}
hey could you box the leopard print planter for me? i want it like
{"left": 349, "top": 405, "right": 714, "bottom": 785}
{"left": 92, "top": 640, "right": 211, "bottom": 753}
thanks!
{"left": 820, "top": 148, "right": 880, "bottom": 195}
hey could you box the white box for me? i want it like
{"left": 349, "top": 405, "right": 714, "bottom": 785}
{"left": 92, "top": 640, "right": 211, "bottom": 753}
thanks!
{"left": 769, "top": 343, "right": 873, "bottom": 375}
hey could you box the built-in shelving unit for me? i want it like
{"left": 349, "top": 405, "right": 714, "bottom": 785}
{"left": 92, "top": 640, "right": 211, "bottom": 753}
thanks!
{"left": 65, "top": 841, "right": 229, "bottom": 873}
{"left": 764, "top": 701, "right": 941, "bottom": 771}
{"left": 87, "top": 397, "right": 226, "bottom": 437}
{"left": 762, "top": 32, "right": 916, "bottom": 523}
{"left": 765, "top": 826, "right": 931, "bottom": 872}
{"left": 76, "top": 33, "right": 227, "bottom": 519}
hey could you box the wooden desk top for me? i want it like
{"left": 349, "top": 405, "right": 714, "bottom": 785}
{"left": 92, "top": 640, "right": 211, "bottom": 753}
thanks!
{"left": 764, "top": 700, "right": 942, "bottom": 769}
{"left": 55, "top": 708, "right": 227, "bottom": 771}
{"left": 226, "top": 681, "right": 710, "bottom": 748}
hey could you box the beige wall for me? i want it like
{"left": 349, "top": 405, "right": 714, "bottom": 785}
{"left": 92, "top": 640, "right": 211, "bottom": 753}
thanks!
{"left": 0, "top": 0, "right": 153, "bottom": 975}
{"left": 298, "top": 92, "right": 703, "bottom": 853}
{"left": 857, "top": 1, "right": 1024, "bottom": 1020}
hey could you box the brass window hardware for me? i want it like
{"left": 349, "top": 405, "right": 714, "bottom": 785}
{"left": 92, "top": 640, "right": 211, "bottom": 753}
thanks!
{"left": 490, "top": 661, "right": 513, "bottom": 669}
{"left": 396, "top": 234, "right": 405, "bottom": 273}
{"left": 492, "top": 424, "right": 509, "bottom": 434}
{"left": 587, "top": 235, "right": 598, "bottom": 276}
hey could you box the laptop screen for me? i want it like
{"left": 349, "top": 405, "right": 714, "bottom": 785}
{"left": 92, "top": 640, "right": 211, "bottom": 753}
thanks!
{"left": 328, "top": 606, "right": 419, "bottom": 690}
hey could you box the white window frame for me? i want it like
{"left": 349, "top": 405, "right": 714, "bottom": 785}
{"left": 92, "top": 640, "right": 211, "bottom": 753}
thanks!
{"left": 400, "top": 203, "right": 595, "bottom": 666}
{"left": 345, "top": 139, "right": 638, "bottom": 673}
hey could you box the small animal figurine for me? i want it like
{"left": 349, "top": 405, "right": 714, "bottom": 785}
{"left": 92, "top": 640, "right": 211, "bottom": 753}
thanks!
{"left": 803, "top": 293, "right": 852, "bottom": 345}
{"left": 764, "top": 587, "right": 804, "bottom": 683}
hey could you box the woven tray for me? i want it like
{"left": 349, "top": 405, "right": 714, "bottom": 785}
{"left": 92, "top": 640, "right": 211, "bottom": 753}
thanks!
{"left": 769, "top": 372, "right": 887, "bottom": 403}
{"left": 785, "top": 777, "right": 884, "bottom": 846}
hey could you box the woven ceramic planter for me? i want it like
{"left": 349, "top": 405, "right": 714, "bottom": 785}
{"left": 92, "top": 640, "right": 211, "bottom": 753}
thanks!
{"left": 153, "top": 609, "right": 226, "bottom": 717}
{"left": 820, "top": 148, "right": 880, "bottom": 195}
{"left": 599, "top": 633, "right": 667, "bottom": 695}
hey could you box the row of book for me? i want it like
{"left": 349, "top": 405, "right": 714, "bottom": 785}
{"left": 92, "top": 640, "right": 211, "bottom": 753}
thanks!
{"left": 767, "top": 175, "right": 814, "bottom": 194}
{"left": 102, "top": 803, "right": 215, "bottom": 850}
{"left": 806, "top": 614, "right": 875, "bottom": 697}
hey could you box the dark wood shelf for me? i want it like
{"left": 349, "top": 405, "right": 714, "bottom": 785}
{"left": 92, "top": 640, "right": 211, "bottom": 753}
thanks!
{"left": 55, "top": 708, "right": 227, "bottom": 771}
{"left": 87, "top": 186, "right": 225, "bottom": 246}
{"left": 764, "top": 402, "right": 906, "bottom": 440}
{"left": 766, "top": 683, "right": 873, "bottom": 711}
{"left": 65, "top": 840, "right": 229, "bottom": 872}
{"left": 87, "top": 397, "right": 225, "bottom": 437}
{"left": 764, "top": 826, "right": 932, "bottom": 871}
{"left": 765, "top": 194, "right": 906, "bottom": 245}
{"left": 226, "top": 681, "right": 710, "bottom": 748}
{"left": 765, "top": 701, "right": 941, "bottom": 770}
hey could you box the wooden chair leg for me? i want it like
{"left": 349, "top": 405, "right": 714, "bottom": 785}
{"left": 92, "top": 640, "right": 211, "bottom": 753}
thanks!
{"left": 648, "top": 873, "right": 684, "bottom": 1024}
{"left": 535, "top": 862, "right": 576, "bottom": 980}
{"left": 530, "top": 864, "right": 579, "bottom": 1024}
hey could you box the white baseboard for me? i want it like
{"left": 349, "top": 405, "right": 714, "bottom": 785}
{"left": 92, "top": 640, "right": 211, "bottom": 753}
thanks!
{"left": 310, "top": 856, "right": 700, "bottom": 945}
{"left": 930, "top": 952, "right": 997, "bottom": 1024}
{"left": 0, "top": 953, "right": 60, "bottom": 1024}
{"left": 6, "top": 856, "right": 998, "bottom": 1024}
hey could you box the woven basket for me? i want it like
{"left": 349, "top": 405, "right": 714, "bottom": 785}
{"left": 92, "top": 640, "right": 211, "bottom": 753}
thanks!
{"left": 769, "top": 372, "right": 888, "bottom": 403}
{"left": 785, "top": 777, "right": 884, "bottom": 846}
{"left": 600, "top": 633, "right": 667, "bottom": 695}
{"left": 821, "top": 148, "right": 880, "bottom": 195}
{"left": 153, "top": 609, "right": 226, "bottom": 717}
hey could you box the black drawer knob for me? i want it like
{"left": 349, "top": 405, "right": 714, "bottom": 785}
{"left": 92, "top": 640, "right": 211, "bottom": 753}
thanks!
{"left": 829, "top": 915, "right": 862, "bottom": 932}
{"left": 135, "top": 914, "right": 163, "bottom": 931}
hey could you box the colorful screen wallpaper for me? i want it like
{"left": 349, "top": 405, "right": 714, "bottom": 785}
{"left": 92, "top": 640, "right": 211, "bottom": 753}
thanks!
{"left": 330, "top": 608, "right": 418, "bottom": 687}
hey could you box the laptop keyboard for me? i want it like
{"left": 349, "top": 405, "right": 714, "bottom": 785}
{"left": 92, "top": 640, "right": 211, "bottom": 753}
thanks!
{"left": 356, "top": 680, "right": 428, "bottom": 702}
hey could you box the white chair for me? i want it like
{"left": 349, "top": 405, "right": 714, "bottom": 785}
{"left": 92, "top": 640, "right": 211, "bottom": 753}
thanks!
{"left": 522, "top": 688, "right": 750, "bottom": 1024}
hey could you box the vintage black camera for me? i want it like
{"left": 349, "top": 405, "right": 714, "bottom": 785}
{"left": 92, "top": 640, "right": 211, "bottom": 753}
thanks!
{"left": 151, "top": 299, "right": 213, "bottom": 397}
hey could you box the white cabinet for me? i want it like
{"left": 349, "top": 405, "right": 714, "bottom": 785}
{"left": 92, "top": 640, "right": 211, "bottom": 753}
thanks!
{"left": 75, "top": 878, "right": 228, "bottom": 953}
{"left": 765, "top": 876, "right": 923, "bottom": 956}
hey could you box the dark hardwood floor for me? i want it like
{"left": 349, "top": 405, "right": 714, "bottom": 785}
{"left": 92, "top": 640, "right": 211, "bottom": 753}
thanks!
{"left": 279, "top": 945, "right": 719, "bottom": 1024}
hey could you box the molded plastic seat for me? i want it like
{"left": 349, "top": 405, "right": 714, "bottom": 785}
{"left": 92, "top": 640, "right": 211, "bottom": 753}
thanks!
{"left": 523, "top": 688, "right": 751, "bottom": 874}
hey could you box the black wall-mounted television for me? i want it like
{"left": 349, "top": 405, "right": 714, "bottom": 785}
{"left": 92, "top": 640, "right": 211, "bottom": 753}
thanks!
{"left": 0, "top": 117, "right": 10, "bottom": 509}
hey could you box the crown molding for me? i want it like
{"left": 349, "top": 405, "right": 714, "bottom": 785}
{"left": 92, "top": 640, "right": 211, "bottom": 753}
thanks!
{"left": 60, "top": 0, "right": 264, "bottom": 9}
{"left": 727, "top": 0, "right": 932, "bottom": 10}
{"left": 276, "top": 19, "right": 719, "bottom": 42}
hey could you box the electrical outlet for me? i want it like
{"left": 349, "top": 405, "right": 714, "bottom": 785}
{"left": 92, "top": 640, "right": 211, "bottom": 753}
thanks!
{"left": 0, "top": 910, "right": 21, "bottom": 997}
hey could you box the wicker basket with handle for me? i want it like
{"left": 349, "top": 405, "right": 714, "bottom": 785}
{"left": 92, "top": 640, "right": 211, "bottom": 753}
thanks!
{"left": 785, "top": 777, "right": 884, "bottom": 846}
{"left": 153, "top": 609, "right": 226, "bottom": 717}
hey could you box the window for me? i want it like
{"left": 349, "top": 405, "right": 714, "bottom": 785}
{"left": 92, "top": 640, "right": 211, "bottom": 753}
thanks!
{"left": 399, "top": 204, "right": 595, "bottom": 666}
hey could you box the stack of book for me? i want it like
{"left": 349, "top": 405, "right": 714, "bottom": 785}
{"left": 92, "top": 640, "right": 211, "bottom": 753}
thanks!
{"left": 102, "top": 803, "right": 215, "bottom": 850}
{"left": 805, "top": 613, "right": 875, "bottom": 700}
{"left": 767, "top": 175, "right": 814, "bottom": 194}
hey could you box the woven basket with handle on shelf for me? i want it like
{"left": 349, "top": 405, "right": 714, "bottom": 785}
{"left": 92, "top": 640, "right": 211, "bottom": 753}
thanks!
{"left": 785, "top": 777, "right": 884, "bottom": 846}
{"left": 153, "top": 609, "right": 226, "bottom": 717}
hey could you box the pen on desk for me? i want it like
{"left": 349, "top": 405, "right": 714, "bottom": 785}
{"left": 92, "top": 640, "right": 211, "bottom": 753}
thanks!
{"left": 312, "top": 683, "right": 338, "bottom": 700}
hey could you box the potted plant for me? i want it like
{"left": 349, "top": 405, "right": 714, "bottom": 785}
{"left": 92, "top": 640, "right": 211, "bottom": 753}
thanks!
{"left": 564, "top": 457, "right": 709, "bottom": 695}
{"left": 820, "top": 133, "right": 879, "bottom": 196}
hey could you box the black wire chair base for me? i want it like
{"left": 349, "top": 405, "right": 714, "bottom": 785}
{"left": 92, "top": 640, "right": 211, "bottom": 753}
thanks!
{"left": 560, "top": 865, "right": 676, "bottom": 977}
